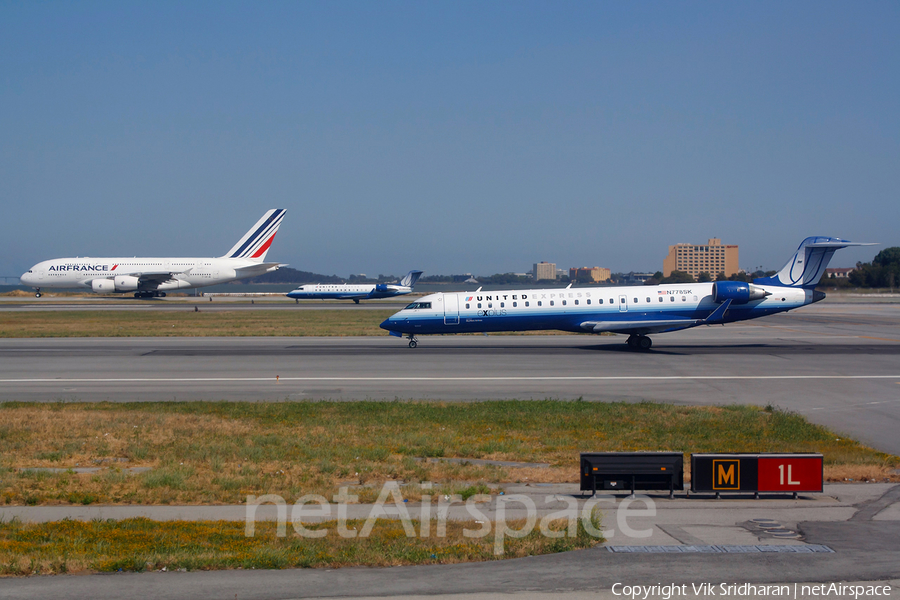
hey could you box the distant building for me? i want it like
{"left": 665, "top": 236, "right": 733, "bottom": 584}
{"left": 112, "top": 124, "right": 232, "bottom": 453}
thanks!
{"left": 533, "top": 261, "right": 557, "bottom": 281}
{"left": 568, "top": 266, "right": 611, "bottom": 283}
{"left": 663, "top": 238, "right": 739, "bottom": 278}
{"left": 824, "top": 267, "right": 855, "bottom": 279}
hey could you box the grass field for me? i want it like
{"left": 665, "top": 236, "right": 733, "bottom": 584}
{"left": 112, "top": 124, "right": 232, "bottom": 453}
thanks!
{"left": 0, "top": 309, "right": 394, "bottom": 337}
{"left": 0, "top": 516, "right": 601, "bottom": 576}
{"left": 2, "top": 401, "right": 896, "bottom": 507}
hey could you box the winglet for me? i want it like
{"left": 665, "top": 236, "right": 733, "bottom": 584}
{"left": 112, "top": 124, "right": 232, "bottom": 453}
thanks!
{"left": 702, "top": 299, "right": 732, "bottom": 324}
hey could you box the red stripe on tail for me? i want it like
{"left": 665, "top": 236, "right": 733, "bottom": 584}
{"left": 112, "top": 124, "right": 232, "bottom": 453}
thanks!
{"left": 250, "top": 233, "right": 276, "bottom": 258}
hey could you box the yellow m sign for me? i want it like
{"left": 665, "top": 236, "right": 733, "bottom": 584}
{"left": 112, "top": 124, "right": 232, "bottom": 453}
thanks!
{"left": 713, "top": 459, "right": 740, "bottom": 490}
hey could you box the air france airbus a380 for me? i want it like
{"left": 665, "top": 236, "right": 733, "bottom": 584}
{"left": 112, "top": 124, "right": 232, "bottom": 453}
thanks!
{"left": 286, "top": 270, "right": 423, "bottom": 304}
{"left": 21, "top": 209, "right": 286, "bottom": 298}
{"left": 381, "top": 237, "right": 873, "bottom": 349}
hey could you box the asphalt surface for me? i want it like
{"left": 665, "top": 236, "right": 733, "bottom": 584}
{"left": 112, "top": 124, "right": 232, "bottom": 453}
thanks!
{"left": 3, "top": 483, "right": 899, "bottom": 599}
{"left": 2, "top": 300, "right": 899, "bottom": 598}
{"left": 3, "top": 483, "right": 900, "bottom": 599}
{"left": 1, "top": 302, "right": 899, "bottom": 455}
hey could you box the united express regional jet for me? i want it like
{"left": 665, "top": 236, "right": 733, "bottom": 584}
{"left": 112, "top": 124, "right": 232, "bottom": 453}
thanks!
{"left": 287, "top": 270, "right": 424, "bottom": 304}
{"left": 21, "top": 209, "right": 286, "bottom": 298}
{"left": 380, "top": 237, "right": 873, "bottom": 349}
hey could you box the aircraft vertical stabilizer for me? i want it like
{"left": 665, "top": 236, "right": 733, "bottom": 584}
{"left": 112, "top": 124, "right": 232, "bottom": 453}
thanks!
{"left": 223, "top": 209, "right": 286, "bottom": 262}
{"left": 753, "top": 237, "right": 875, "bottom": 289}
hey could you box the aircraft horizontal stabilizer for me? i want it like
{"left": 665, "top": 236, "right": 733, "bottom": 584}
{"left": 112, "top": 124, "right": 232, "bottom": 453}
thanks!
{"left": 235, "top": 262, "right": 283, "bottom": 274}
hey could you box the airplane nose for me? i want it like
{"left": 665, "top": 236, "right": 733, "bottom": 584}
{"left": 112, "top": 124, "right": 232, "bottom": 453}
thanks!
{"left": 379, "top": 318, "right": 393, "bottom": 331}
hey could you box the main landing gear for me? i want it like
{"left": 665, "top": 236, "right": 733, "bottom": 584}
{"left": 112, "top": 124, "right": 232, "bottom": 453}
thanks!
{"left": 626, "top": 334, "right": 652, "bottom": 351}
{"left": 134, "top": 291, "right": 166, "bottom": 299}
{"left": 407, "top": 335, "right": 418, "bottom": 349}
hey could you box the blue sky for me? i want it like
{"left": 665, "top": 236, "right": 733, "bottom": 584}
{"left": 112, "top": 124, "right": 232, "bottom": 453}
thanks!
{"left": 2, "top": 1, "right": 897, "bottom": 278}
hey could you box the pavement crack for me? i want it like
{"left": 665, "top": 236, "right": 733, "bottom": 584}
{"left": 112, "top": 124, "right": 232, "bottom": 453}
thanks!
{"left": 849, "top": 484, "right": 900, "bottom": 521}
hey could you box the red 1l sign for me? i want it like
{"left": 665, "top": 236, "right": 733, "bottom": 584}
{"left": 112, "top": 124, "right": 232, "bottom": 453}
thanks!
{"left": 757, "top": 456, "right": 823, "bottom": 492}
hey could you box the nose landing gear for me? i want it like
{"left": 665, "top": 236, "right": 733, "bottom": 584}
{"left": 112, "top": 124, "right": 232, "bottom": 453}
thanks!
{"left": 626, "top": 335, "right": 652, "bottom": 350}
{"left": 34, "top": 288, "right": 42, "bottom": 298}
{"left": 407, "top": 335, "right": 418, "bottom": 349}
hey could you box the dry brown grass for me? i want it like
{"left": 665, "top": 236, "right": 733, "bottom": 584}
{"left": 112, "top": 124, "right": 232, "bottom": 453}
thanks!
{"left": 0, "top": 516, "right": 601, "bottom": 575}
{"left": 1, "top": 401, "right": 896, "bottom": 507}
{"left": 0, "top": 309, "right": 394, "bottom": 337}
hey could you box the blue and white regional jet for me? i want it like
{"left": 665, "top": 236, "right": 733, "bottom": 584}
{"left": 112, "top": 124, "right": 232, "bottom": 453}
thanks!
{"left": 287, "top": 270, "right": 424, "bottom": 304}
{"left": 21, "top": 209, "right": 287, "bottom": 298}
{"left": 380, "top": 237, "right": 873, "bottom": 349}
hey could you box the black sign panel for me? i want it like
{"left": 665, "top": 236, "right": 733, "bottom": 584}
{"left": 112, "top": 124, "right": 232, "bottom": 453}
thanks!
{"left": 691, "top": 454, "right": 759, "bottom": 492}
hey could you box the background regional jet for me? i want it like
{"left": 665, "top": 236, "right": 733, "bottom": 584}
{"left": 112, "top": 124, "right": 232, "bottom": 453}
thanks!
{"left": 287, "top": 270, "right": 424, "bottom": 304}
{"left": 381, "top": 237, "right": 873, "bottom": 349}
{"left": 21, "top": 209, "right": 286, "bottom": 298}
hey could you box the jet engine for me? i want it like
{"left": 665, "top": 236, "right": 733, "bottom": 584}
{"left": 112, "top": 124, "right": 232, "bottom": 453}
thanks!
{"left": 92, "top": 279, "right": 116, "bottom": 293}
{"left": 374, "top": 284, "right": 390, "bottom": 293}
{"left": 712, "top": 281, "right": 770, "bottom": 304}
{"left": 113, "top": 275, "right": 141, "bottom": 291}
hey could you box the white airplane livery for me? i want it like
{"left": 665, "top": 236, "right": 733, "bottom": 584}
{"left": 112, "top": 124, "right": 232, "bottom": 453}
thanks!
{"left": 381, "top": 237, "right": 873, "bottom": 349}
{"left": 287, "top": 270, "right": 424, "bottom": 304}
{"left": 21, "top": 209, "right": 287, "bottom": 298}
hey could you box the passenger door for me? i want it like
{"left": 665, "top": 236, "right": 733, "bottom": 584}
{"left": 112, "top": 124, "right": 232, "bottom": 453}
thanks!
{"left": 444, "top": 293, "right": 459, "bottom": 325}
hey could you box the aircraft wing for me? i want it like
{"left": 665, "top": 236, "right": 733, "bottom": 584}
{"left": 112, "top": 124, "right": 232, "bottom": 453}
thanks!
{"left": 581, "top": 300, "right": 733, "bottom": 335}
{"left": 133, "top": 271, "right": 178, "bottom": 284}
{"left": 579, "top": 319, "right": 701, "bottom": 335}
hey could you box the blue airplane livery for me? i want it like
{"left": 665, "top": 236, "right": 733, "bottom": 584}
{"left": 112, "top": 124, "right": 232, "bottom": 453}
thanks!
{"left": 287, "top": 270, "right": 423, "bottom": 304}
{"left": 380, "top": 237, "right": 873, "bottom": 349}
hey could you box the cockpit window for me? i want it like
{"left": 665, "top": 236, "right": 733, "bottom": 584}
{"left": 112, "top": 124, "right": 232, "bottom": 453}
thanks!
{"left": 404, "top": 302, "right": 432, "bottom": 310}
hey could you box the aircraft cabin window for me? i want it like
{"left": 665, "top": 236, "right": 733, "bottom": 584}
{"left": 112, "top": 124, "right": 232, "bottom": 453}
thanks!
{"left": 646, "top": 297, "right": 650, "bottom": 303}
{"left": 465, "top": 303, "right": 470, "bottom": 309}
{"left": 574, "top": 300, "right": 579, "bottom": 305}
{"left": 550, "top": 301, "right": 555, "bottom": 306}
{"left": 610, "top": 299, "right": 614, "bottom": 304}
{"left": 670, "top": 297, "right": 675, "bottom": 302}
{"left": 513, "top": 302, "right": 517, "bottom": 307}
{"left": 682, "top": 296, "right": 686, "bottom": 302}
{"left": 478, "top": 303, "right": 482, "bottom": 308}
{"left": 659, "top": 297, "right": 663, "bottom": 302}
{"left": 633, "top": 298, "right": 637, "bottom": 303}
{"left": 488, "top": 303, "right": 492, "bottom": 308}
{"left": 525, "top": 301, "right": 529, "bottom": 307}
{"left": 500, "top": 302, "right": 504, "bottom": 308}
{"left": 538, "top": 301, "right": 542, "bottom": 307}
{"left": 587, "top": 299, "right": 591, "bottom": 305}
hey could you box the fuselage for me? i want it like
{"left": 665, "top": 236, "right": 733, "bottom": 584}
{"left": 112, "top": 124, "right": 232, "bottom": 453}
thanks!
{"left": 287, "top": 283, "right": 414, "bottom": 301}
{"left": 20, "top": 256, "right": 275, "bottom": 293}
{"left": 380, "top": 283, "right": 813, "bottom": 336}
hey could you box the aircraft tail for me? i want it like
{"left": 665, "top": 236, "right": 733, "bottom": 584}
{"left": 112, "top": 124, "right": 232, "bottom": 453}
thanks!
{"left": 753, "top": 236, "right": 874, "bottom": 289}
{"left": 401, "top": 270, "right": 424, "bottom": 287}
{"left": 222, "top": 209, "right": 286, "bottom": 262}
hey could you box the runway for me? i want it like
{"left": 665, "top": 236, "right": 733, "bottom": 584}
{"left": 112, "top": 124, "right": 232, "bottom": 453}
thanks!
{"left": 2, "top": 302, "right": 900, "bottom": 455}
{"left": 2, "top": 301, "right": 900, "bottom": 598}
